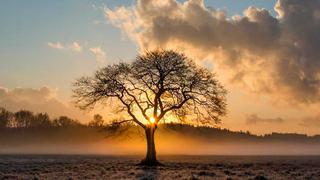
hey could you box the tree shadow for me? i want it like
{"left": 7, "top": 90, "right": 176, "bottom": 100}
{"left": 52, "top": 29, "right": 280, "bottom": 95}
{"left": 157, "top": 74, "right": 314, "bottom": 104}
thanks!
{"left": 138, "top": 165, "right": 161, "bottom": 180}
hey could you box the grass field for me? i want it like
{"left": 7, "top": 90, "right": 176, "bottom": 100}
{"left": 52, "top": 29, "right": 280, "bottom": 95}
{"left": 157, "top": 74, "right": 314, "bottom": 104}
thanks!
{"left": 0, "top": 155, "right": 319, "bottom": 179}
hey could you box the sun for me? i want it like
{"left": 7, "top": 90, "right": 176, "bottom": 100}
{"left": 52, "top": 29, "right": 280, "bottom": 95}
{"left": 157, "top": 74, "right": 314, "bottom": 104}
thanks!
{"left": 149, "top": 117, "right": 156, "bottom": 124}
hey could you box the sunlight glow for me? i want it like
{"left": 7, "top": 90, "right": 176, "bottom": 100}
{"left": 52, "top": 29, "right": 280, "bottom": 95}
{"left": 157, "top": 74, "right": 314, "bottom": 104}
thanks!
{"left": 149, "top": 117, "right": 156, "bottom": 124}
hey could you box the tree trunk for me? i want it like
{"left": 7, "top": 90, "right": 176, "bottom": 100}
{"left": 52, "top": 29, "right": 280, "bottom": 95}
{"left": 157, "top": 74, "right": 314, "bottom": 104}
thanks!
{"left": 139, "top": 125, "right": 160, "bottom": 166}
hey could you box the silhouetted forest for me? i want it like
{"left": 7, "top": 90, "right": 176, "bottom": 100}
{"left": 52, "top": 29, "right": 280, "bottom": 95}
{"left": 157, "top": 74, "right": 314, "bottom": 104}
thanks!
{"left": 0, "top": 107, "right": 104, "bottom": 129}
{"left": 1, "top": 107, "right": 319, "bottom": 144}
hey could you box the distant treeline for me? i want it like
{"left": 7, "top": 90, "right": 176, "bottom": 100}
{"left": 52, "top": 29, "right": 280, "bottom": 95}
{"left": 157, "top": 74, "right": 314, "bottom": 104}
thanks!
{"left": 159, "top": 123, "right": 320, "bottom": 143}
{"left": 0, "top": 107, "right": 319, "bottom": 144}
{"left": 0, "top": 107, "right": 104, "bottom": 129}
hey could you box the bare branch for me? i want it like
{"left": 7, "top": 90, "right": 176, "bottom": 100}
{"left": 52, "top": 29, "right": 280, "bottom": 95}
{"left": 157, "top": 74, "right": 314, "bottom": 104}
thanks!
{"left": 73, "top": 50, "right": 227, "bottom": 128}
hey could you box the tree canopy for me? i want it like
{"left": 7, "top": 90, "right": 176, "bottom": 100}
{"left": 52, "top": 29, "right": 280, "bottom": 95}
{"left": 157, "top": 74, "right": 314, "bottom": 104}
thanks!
{"left": 73, "top": 50, "right": 227, "bottom": 128}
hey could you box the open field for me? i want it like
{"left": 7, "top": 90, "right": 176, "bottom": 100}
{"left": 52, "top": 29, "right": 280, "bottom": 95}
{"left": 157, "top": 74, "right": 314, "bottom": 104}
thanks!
{"left": 0, "top": 155, "right": 319, "bottom": 179}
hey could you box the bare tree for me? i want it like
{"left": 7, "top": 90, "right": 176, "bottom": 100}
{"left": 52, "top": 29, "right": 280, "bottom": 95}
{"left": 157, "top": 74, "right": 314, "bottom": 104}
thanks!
{"left": 14, "top": 110, "right": 34, "bottom": 128}
{"left": 31, "top": 113, "right": 52, "bottom": 128}
{"left": 88, "top": 114, "right": 104, "bottom": 127}
{"left": 73, "top": 50, "right": 227, "bottom": 165}
{"left": 53, "top": 116, "right": 81, "bottom": 128}
{"left": 0, "top": 107, "right": 12, "bottom": 129}
{"left": 88, "top": 114, "right": 104, "bottom": 128}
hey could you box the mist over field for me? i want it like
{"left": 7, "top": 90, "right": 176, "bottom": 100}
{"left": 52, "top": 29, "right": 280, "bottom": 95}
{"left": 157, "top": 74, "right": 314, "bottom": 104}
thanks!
{"left": 1, "top": 124, "right": 319, "bottom": 155}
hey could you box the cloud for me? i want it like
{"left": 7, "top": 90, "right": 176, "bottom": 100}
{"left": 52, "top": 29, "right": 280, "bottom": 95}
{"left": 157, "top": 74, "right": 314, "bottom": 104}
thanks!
{"left": 47, "top": 41, "right": 107, "bottom": 64}
{"left": 47, "top": 41, "right": 83, "bottom": 52}
{"left": 105, "top": 0, "right": 320, "bottom": 104}
{"left": 89, "top": 47, "right": 107, "bottom": 64}
{"left": 299, "top": 114, "right": 320, "bottom": 127}
{"left": 69, "top": 42, "right": 83, "bottom": 52}
{"left": 47, "top": 42, "right": 64, "bottom": 50}
{"left": 0, "top": 86, "right": 88, "bottom": 120}
{"left": 246, "top": 114, "right": 284, "bottom": 125}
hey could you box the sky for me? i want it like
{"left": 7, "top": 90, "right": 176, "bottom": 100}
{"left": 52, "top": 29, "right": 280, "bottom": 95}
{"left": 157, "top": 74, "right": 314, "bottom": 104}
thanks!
{"left": 0, "top": 0, "right": 319, "bottom": 135}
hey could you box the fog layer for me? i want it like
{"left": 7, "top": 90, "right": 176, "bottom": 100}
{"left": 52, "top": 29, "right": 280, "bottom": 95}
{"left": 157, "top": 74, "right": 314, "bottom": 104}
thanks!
{"left": 1, "top": 124, "right": 319, "bottom": 155}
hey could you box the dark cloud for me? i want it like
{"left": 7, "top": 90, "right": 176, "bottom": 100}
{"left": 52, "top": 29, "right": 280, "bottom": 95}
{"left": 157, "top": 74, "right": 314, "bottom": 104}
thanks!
{"left": 106, "top": 0, "right": 320, "bottom": 104}
{"left": 246, "top": 114, "right": 284, "bottom": 125}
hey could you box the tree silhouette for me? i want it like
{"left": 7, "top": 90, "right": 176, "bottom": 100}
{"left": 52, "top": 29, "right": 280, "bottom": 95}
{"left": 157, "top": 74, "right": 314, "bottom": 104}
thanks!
{"left": 31, "top": 113, "right": 52, "bottom": 128}
{"left": 0, "top": 108, "right": 12, "bottom": 129}
{"left": 53, "top": 116, "right": 81, "bottom": 128}
{"left": 14, "top": 110, "right": 34, "bottom": 128}
{"left": 73, "top": 50, "right": 227, "bottom": 165}
{"left": 89, "top": 114, "right": 104, "bottom": 127}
